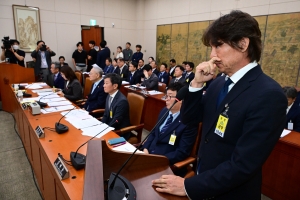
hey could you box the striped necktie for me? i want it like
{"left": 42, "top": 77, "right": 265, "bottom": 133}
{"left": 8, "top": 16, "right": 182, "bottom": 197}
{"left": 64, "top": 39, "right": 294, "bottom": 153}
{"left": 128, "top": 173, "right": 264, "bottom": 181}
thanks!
{"left": 160, "top": 114, "right": 173, "bottom": 134}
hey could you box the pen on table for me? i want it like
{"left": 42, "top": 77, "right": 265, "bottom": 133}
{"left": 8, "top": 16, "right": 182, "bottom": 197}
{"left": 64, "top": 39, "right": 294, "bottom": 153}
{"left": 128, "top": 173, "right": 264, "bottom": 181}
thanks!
{"left": 112, "top": 142, "right": 126, "bottom": 148}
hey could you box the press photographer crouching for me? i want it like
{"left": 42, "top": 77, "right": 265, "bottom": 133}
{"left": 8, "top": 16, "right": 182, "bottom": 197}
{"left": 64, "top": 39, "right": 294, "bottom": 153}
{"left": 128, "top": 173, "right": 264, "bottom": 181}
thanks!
{"left": 0, "top": 37, "right": 25, "bottom": 67}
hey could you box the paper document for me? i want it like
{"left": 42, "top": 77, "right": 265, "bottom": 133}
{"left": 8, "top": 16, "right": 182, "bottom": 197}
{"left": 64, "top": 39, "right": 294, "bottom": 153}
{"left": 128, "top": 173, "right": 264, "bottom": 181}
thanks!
{"left": 38, "top": 94, "right": 60, "bottom": 99}
{"left": 47, "top": 101, "right": 72, "bottom": 107}
{"left": 148, "top": 90, "right": 163, "bottom": 95}
{"left": 32, "top": 89, "right": 53, "bottom": 93}
{"left": 41, "top": 105, "right": 74, "bottom": 114}
{"left": 39, "top": 97, "right": 66, "bottom": 102}
{"left": 37, "top": 92, "right": 54, "bottom": 96}
{"left": 113, "top": 142, "right": 144, "bottom": 153}
{"left": 81, "top": 123, "right": 115, "bottom": 138}
{"left": 25, "top": 84, "right": 43, "bottom": 89}
{"left": 66, "top": 117, "right": 101, "bottom": 129}
{"left": 281, "top": 129, "right": 291, "bottom": 138}
{"left": 17, "top": 83, "right": 29, "bottom": 86}
{"left": 122, "top": 81, "right": 129, "bottom": 85}
{"left": 61, "top": 109, "right": 89, "bottom": 118}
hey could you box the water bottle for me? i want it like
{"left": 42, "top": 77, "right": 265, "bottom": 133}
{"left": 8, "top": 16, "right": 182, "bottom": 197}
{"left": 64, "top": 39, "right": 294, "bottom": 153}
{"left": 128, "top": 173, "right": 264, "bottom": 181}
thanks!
{"left": 17, "top": 90, "right": 23, "bottom": 102}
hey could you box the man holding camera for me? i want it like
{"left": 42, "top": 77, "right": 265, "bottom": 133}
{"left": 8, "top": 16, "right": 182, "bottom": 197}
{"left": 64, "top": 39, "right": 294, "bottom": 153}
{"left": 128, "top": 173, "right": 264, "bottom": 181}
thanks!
{"left": 1, "top": 40, "right": 25, "bottom": 67}
{"left": 31, "top": 40, "right": 56, "bottom": 82}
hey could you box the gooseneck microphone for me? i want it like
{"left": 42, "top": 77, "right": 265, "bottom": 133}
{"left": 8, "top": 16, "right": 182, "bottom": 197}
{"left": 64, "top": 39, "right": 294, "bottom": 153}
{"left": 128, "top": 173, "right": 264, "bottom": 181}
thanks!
{"left": 107, "top": 85, "right": 189, "bottom": 200}
{"left": 71, "top": 119, "right": 120, "bottom": 170}
{"left": 55, "top": 106, "right": 76, "bottom": 134}
{"left": 37, "top": 93, "right": 54, "bottom": 108}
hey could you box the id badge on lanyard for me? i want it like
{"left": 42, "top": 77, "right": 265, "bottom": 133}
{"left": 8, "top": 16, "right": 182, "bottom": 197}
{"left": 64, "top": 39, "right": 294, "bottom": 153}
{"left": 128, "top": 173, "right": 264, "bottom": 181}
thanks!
{"left": 215, "top": 104, "right": 229, "bottom": 138}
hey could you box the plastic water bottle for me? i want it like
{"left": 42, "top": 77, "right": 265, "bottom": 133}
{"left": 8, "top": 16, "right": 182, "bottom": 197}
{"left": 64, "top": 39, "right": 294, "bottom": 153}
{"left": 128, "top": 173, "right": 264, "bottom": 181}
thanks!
{"left": 17, "top": 90, "right": 23, "bottom": 102}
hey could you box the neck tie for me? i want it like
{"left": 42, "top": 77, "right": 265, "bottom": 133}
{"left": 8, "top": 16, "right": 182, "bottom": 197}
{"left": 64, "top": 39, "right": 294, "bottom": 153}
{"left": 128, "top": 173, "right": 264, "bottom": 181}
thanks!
{"left": 161, "top": 114, "right": 173, "bottom": 134}
{"left": 159, "top": 73, "right": 162, "bottom": 78}
{"left": 130, "top": 73, "right": 133, "bottom": 81}
{"left": 216, "top": 78, "right": 233, "bottom": 108}
{"left": 175, "top": 78, "right": 179, "bottom": 83}
{"left": 54, "top": 74, "right": 57, "bottom": 81}
{"left": 185, "top": 73, "right": 189, "bottom": 78}
{"left": 108, "top": 96, "right": 113, "bottom": 109}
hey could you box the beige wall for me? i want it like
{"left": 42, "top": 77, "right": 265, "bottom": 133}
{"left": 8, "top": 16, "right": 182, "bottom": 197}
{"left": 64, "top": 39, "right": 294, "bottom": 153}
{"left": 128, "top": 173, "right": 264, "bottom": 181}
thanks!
{"left": 1, "top": 0, "right": 300, "bottom": 65}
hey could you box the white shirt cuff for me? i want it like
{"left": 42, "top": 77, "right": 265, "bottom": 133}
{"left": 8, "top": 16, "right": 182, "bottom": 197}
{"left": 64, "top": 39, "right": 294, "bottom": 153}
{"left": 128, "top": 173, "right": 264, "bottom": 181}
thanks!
{"left": 188, "top": 82, "right": 205, "bottom": 92}
{"left": 184, "top": 184, "right": 192, "bottom": 200}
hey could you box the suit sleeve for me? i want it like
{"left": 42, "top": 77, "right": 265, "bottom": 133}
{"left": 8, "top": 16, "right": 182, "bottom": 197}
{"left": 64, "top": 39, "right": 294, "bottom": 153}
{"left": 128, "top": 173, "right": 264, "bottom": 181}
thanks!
{"left": 88, "top": 89, "right": 107, "bottom": 111}
{"left": 143, "top": 76, "right": 158, "bottom": 90}
{"left": 293, "top": 111, "right": 300, "bottom": 132}
{"left": 50, "top": 51, "right": 56, "bottom": 57}
{"left": 180, "top": 89, "right": 203, "bottom": 127}
{"left": 64, "top": 81, "right": 82, "bottom": 101}
{"left": 101, "top": 109, "right": 109, "bottom": 124}
{"left": 31, "top": 50, "right": 37, "bottom": 58}
{"left": 110, "top": 99, "right": 129, "bottom": 127}
{"left": 184, "top": 90, "right": 287, "bottom": 199}
{"left": 58, "top": 78, "right": 65, "bottom": 89}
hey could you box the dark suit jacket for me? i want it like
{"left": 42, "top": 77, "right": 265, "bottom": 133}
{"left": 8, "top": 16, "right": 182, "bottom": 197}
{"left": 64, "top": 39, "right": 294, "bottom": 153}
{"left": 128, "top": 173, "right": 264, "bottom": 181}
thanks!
{"left": 131, "top": 52, "right": 143, "bottom": 63}
{"left": 183, "top": 72, "right": 195, "bottom": 84}
{"left": 119, "top": 65, "right": 129, "bottom": 81}
{"left": 142, "top": 73, "right": 158, "bottom": 90}
{"left": 31, "top": 50, "right": 56, "bottom": 76}
{"left": 103, "top": 65, "right": 114, "bottom": 74}
{"left": 84, "top": 79, "right": 107, "bottom": 112}
{"left": 101, "top": 90, "right": 131, "bottom": 138}
{"left": 286, "top": 103, "right": 300, "bottom": 132}
{"left": 47, "top": 73, "right": 65, "bottom": 89}
{"left": 152, "top": 68, "right": 160, "bottom": 76}
{"left": 111, "top": 67, "right": 120, "bottom": 74}
{"left": 96, "top": 48, "right": 110, "bottom": 69}
{"left": 143, "top": 108, "right": 197, "bottom": 165}
{"left": 181, "top": 65, "right": 287, "bottom": 199}
{"left": 157, "top": 71, "right": 169, "bottom": 85}
{"left": 126, "top": 71, "right": 141, "bottom": 85}
{"left": 169, "top": 76, "right": 186, "bottom": 85}
{"left": 169, "top": 67, "right": 176, "bottom": 77}
{"left": 63, "top": 79, "right": 82, "bottom": 102}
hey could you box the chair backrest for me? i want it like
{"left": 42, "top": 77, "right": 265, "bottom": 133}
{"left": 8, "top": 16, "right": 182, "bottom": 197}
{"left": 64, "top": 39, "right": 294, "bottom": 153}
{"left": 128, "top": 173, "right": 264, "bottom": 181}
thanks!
{"left": 190, "top": 123, "right": 202, "bottom": 158}
{"left": 168, "top": 76, "right": 172, "bottom": 86}
{"left": 127, "top": 92, "right": 145, "bottom": 125}
{"left": 158, "top": 82, "right": 166, "bottom": 93}
{"left": 83, "top": 77, "right": 93, "bottom": 98}
{"left": 75, "top": 70, "right": 83, "bottom": 85}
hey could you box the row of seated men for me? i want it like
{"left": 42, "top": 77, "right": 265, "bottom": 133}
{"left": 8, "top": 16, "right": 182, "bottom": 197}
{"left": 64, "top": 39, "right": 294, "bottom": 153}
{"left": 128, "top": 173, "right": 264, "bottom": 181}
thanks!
{"left": 47, "top": 64, "right": 300, "bottom": 178}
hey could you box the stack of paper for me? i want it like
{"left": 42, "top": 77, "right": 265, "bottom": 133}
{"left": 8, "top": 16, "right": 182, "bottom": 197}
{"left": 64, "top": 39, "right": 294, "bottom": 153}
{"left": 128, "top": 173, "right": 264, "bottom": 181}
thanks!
{"left": 25, "top": 83, "right": 43, "bottom": 89}
{"left": 41, "top": 105, "right": 74, "bottom": 114}
{"left": 113, "top": 142, "right": 144, "bottom": 154}
{"left": 281, "top": 129, "right": 291, "bottom": 138}
{"left": 122, "top": 81, "right": 129, "bottom": 85}
{"left": 65, "top": 117, "right": 101, "bottom": 129}
{"left": 47, "top": 101, "right": 72, "bottom": 107}
{"left": 32, "top": 89, "right": 53, "bottom": 93}
{"left": 81, "top": 123, "right": 114, "bottom": 138}
{"left": 148, "top": 90, "right": 163, "bottom": 95}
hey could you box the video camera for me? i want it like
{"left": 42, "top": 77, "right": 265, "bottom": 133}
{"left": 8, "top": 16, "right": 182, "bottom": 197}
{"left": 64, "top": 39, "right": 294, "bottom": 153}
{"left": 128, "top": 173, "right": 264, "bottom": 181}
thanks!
{"left": 1, "top": 36, "right": 15, "bottom": 58}
{"left": 40, "top": 44, "right": 47, "bottom": 51}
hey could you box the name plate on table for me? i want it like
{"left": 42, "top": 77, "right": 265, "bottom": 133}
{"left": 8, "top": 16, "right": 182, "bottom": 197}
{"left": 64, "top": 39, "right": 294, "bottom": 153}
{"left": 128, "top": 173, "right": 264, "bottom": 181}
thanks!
{"left": 53, "top": 157, "right": 69, "bottom": 180}
{"left": 35, "top": 126, "right": 45, "bottom": 138}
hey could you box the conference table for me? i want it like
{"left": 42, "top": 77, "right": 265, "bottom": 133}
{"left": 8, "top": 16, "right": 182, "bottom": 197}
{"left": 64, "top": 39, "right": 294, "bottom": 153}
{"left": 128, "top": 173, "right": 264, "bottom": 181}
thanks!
{"left": 8, "top": 83, "right": 186, "bottom": 200}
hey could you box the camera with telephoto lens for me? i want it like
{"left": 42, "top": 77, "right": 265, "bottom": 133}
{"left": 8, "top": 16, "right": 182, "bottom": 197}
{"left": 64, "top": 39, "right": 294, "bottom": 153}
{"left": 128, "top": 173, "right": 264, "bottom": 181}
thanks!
{"left": 40, "top": 44, "right": 47, "bottom": 51}
{"left": 1, "top": 36, "right": 12, "bottom": 50}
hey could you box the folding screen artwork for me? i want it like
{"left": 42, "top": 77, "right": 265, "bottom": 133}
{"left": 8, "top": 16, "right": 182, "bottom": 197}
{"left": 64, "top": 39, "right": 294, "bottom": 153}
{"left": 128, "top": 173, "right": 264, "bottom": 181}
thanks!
{"left": 156, "top": 12, "right": 300, "bottom": 86}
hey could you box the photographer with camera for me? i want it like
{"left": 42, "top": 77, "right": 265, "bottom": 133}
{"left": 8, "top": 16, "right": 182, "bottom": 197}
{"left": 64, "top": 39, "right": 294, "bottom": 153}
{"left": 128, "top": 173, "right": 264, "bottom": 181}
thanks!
{"left": 1, "top": 39, "right": 25, "bottom": 67}
{"left": 31, "top": 40, "right": 56, "bottom": 82}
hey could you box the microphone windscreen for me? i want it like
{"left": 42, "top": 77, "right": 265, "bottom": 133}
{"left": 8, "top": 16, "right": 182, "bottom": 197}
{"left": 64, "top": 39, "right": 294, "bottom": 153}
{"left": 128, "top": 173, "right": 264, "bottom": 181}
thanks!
{"left": 176, "top": 86, "right": 189, "bottom": 101}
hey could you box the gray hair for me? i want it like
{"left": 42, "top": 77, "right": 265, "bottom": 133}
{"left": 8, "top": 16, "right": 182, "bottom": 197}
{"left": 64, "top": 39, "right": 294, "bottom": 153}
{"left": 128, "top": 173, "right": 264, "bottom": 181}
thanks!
{"left": 92, "top": 65, "right": 103, "bottom": 76}
{"left": 51, "top": 62, "right": 60, "bottom": 69}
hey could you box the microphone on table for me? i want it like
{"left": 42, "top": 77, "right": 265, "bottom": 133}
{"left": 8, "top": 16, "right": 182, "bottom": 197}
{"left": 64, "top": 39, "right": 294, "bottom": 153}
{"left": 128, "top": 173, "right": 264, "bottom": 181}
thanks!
{"left": 70, "top": 119, "right": 121, "bottom": 170}
{"left": 55, "top": 106, "right": 76, "bottom": 134}
{"left": 36, "top": 93, "right": 54, "bottom": 108}
{"left": 106, "top": 85, "right": 189, "bottom": 200}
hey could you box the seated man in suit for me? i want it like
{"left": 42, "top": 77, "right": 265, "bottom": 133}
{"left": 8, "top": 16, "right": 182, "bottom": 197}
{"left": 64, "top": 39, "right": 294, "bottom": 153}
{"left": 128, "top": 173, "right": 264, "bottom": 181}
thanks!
{"left": 283, "top": 86, "right": 300, "bottom": 132}
{"left": 169, "top": 65, "right": 186, "bottom": 85}
{"left": 139, "top": 64, "right": 159, "bottom": 90}
{"left": 48, "top": 62, "right": 65, "bottom": 89}
{"left": 111, "top": 58, "right": 120, "bottom": 74}
{"left": 118, "top": 58, "right": 129, "bottom": 81}
{"left": 150, "top": 60, "right": 160, "bottom": 76}
{"left": 158, "top": 63, "right": 169, "bottom": 85}
{"left": 142, "top": 82, "right": 198, "bottom": 177}
{"left": 126, "top": 62, "right": 141, "bottom": 85}
{"left": 103, "top": 57, "right": 114, "bottom": 74}
{"left": 102, "top": 73, "right": 131, "bottom": 139}
{"left": 184, "top": 62, "right": 195, "bottom": 84}
{"left": 83, "top": 66, "right": 107, "bottom": 112}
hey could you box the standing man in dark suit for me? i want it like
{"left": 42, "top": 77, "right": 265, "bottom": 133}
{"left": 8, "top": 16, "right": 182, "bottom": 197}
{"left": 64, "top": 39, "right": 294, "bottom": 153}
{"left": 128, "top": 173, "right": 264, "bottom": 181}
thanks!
{"left": 169, "top": 59, "right": 176, "bottom": 77}
{"left": 283, "top": 86, "right": 300, "bottom": 132}
{"left": 48, "top": 62, "right": 65, "bottom": 89}
{"left": 31, "top": 40, "right": 56, "bottom": 82}
{"left": 132, "top": 44, "right": 143, "bottom": 63}
{"left": 184, "top": 62, "right": 195, "bottom": 84}
{"left": 84, "top": 66, "right": 107, "bottom": 112}
{"left": 169, "top": 66, "right": 186, "bottom": 85}
{"left": 87, "top": 40, "right": 98, "bottom": 72}
{"left": 118, "top": 58, "right": 129, "bottom": 81}
{"left": 126, "top": 62, "right": 141, "bottom": 85}
{"left": 139, "top": 64, "right": 159, "bottom": 90}
{"left": 152, "top": 10, "right": 287, "bottom": 200}
{"left": 142, "top": 83, "right": 198, "bottom": 177}
{"left": 158, "top": 63, "right": 169, "bottom": 85}
{"left": 102, "top": 73, "right": 131, "bottom": 139}
{"left": 96, "top": 41, "right": 110, "bottom": 70}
